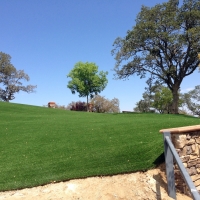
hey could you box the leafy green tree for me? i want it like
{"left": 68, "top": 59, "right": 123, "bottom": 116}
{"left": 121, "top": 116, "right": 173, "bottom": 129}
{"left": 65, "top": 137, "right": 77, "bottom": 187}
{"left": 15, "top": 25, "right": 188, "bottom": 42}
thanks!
{"left": 152, "top": 87, "right": 173, "bottom": 113}
{"left": 0, "top": 52, "right": 37, "bottom": 102}
{"left": 134, "top": 77, "right": 162, "bottom": 112}
{"left": 134, "top": 99, "right": 151, "bottom": 113}
{"left": 183, "top": 85, "right": 200, "bottom": 117}
{"left": 112, "top": 0, "right": 200, "bottom": 114}
{"left": 67, "top": 62, "right": 108, "bottom": 111}
{"left": 134, "top": 81, "right": 184, "bottom": 113}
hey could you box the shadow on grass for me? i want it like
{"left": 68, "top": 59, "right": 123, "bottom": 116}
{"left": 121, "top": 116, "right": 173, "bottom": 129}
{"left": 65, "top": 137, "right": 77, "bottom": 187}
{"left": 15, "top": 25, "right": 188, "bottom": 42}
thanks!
{"left": 153, "top": 152, "right": 165, "bottom": 166}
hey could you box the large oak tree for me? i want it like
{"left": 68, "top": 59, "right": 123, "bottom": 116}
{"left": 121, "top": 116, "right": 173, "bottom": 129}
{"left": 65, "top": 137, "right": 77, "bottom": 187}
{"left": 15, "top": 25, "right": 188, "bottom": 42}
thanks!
{"left": 112, "top": 0, "right": 200, "bottom": 113}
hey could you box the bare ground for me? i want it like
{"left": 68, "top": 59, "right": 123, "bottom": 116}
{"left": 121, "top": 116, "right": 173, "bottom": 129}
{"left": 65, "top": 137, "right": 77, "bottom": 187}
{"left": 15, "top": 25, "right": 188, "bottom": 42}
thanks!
{"left": 0, "top": 164, "right": 192, "bottom": 200}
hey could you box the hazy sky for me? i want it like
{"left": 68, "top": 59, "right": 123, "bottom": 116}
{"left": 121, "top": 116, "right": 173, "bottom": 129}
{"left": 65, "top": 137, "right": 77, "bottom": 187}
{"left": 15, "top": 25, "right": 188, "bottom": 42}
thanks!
{"left": 1, "top": 0, "right": 199, "bottom": 111}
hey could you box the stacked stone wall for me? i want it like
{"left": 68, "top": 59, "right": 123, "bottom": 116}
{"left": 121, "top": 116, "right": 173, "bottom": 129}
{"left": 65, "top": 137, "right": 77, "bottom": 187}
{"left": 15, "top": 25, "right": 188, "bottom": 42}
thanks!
{"left": 171, "top": 131, "right": 200, "bottom": 194}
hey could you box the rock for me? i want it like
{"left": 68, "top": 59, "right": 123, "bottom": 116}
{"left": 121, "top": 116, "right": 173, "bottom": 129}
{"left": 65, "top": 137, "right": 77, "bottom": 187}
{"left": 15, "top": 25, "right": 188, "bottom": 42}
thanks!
{"left": 191, "top": 133, "right": 200, "bottom": 138}
{"left": 191, "top": 144, "right": 199, "bottom": 156}
{"left": 172, "top": 134, "right": 187, "bottom": 148}
{"left": 180, "top": 155, "right": 190, "bottom": 162}
{"left": 196, "top": 185, "right": 200, "bottom": 191}
{"left": 194, "top": 179, "right": 200, "bottom": 187}
{"left": 197, "top": 168, "right": 200, "bottom": 173}
{"left": 196, "top": 164, "right": 200, "bottom": 168}
{"left": 179, "top": 147, "right": 187, "bottom": 157}
{"left": 187, "top": 139, "right": 195, "bottom": 145}
{"left": 187, "top": 167, "right": 197, "bottom": 175}
{"left": 195, "top": 138, "right": 200, "bottom": 144}
{"left": 186, "top": 134, "right": 191, "bottom": 140}
{"left": 187, "top": 159, "right": 197, "bottom": 167}
{"left": 191, "top": 174, "right": 200, "bottom": 182}
{"left": 186, "top": 146, "right": 192, "bottom": 155}
{"left": 189, "top": 155, "right": 198, "bottom": 160}
{"left": 183, "top": 162, "right": 187, "bottom": 168}
{"left": 174, "top": 169, "right": 181, "bottom": 176}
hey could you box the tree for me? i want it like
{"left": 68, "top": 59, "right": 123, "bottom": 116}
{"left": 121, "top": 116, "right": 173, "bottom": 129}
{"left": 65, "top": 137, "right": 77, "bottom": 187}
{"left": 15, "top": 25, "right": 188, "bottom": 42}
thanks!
{"left": 112, "top": 0, "right": 200, "bottom": 114}
{"left": 0, "top": 52, "right": 37, "bottom": 102}
{"left": 134, "top": 99, "right": 151, "bottom": 113}
{"left": 182, "top": 85, "right": 200, "bottom": 117}
{"left": 66, "top": 101, "right": 76, "bottom": 110}
{"left": 91, "top": 95, "right": 120, "bottom": 113}
{"left": 133, "top": 80, "right": 183, "bottom": 113}
{"left": 67, "top": 62, "right": 108, "bottom": 111}
{"left": 134, "top": 78, "right": 162, "bottom": 112}
{"left": 152, "top": 87, "right": 173, "bottom": 113}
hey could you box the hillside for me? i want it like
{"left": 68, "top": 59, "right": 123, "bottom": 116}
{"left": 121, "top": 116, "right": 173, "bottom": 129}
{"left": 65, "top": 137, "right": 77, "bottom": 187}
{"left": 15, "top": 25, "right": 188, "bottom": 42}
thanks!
{"left": 0, "top": 102, "right": 199, "bottom": 191}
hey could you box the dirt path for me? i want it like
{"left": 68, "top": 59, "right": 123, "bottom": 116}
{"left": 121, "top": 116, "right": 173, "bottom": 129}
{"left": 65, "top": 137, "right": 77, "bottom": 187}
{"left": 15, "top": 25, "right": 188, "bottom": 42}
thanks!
{"left": 0, "top": 164, "right": 192, "bottom": 200}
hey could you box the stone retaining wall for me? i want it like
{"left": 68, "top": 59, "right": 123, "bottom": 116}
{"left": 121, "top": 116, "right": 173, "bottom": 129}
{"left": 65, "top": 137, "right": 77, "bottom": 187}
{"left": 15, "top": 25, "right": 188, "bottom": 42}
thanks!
{"left": 160, "top": 125, "right": 200, "bottom": 195}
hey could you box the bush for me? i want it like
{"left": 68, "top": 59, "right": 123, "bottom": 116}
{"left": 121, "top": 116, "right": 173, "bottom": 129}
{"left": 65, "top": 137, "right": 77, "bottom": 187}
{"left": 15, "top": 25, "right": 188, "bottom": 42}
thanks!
{"left": 67, "top": 101, "right": 87, "bottom": 111}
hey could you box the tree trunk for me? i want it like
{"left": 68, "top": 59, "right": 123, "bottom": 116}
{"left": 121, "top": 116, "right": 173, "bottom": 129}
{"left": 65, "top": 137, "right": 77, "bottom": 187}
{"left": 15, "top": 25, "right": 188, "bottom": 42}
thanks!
{"left": 5, "top": 98, "right": 9, "bottom": 102}
{"left": 171, "top": 84, "right": 180, "bottom": 114}
{"left": 86, "top": 95, "right": 89, "bottom": 112}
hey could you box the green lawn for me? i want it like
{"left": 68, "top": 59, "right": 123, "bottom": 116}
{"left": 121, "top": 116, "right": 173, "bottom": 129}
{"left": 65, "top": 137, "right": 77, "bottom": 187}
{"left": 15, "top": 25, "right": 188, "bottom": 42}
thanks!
{"left": 0, "top": 101, "right": 199, "bottom": 191}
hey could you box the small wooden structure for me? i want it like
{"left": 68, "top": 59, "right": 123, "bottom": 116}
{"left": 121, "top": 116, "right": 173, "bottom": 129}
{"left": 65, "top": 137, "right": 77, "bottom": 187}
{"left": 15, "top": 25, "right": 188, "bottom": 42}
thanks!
{"left": 48, "top": 102, "right": 56, "bottom": 108}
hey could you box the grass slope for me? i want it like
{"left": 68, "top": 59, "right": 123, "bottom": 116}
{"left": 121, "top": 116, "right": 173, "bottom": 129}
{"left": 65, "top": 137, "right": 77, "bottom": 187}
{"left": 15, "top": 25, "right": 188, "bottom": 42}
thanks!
{"left": 0, "top": 102, "right": 199, "bottom": 191}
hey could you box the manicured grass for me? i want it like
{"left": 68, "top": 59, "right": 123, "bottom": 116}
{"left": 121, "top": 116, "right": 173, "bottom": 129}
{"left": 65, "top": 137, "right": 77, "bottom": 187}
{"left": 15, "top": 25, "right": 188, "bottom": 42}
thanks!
{"left": 0, "top": 102, "right": 199, "bottom": 191}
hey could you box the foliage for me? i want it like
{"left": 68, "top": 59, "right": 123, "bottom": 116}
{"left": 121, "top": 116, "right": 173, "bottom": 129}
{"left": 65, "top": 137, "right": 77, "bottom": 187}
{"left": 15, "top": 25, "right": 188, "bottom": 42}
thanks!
{"left": 134, "top": 99, "right": 152, "bottom": 113}
{"left": 0, "top": 52, "right": 37, "bottom": 102}
{"left": 134, "top": 82, "right": 184, "bottom": 113}
{"left": 178, "top": 108, "right": 191, "bottom": 116}
{"left": 134, "top": 78, "right": 162, "bottom": 112}
{"left": 152, "top": 87, "right": 173, "bottom": 113}
{"left": 54, "top": 104, "right": 68, "bottom": 110}
{"left": 112, "top": 0, "right": 200, "bottom": 114}
{"left": 67, "top": 101, "right": 87, "bottom": 111}
{"left": 142, "top": 77, "right": 161, "bottom": 105}
{"left": 66, "top": 101, "right": 76, "bottom": 110}
{"left": 0, "top": 101, "right": 199, "bottom": 191}
{"left": 182, "top": 85, "right": 200, "bottom": 117}
{"left": 91, "top": 95, "right": 120, "bottom": 113}
{"left": 67, "top": 62, "right": 108, "bottom": 111}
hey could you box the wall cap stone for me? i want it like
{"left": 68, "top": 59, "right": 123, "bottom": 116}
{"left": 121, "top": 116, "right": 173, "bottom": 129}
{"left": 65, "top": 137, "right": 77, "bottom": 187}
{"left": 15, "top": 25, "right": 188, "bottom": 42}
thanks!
{"left": 159, "top": 125, "right": 200, "bottom": 134}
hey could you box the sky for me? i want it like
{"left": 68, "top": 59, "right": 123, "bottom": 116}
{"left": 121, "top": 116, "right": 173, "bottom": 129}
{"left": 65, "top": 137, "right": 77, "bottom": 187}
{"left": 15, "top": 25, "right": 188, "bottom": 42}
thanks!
{"left": 0, "top": 0, "right": 199, "bottom": 111}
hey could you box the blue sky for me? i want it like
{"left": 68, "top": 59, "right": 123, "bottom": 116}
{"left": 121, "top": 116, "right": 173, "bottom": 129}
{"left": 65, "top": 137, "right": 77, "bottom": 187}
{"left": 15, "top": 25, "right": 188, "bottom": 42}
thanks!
{"left": 1, "top": 0, "right": 199, "bottom": 111}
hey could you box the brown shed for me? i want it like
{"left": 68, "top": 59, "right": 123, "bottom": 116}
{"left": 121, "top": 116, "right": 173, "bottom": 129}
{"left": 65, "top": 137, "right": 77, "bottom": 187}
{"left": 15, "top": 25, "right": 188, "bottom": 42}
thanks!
{"left": 48, "top": 102, "right": 56, "bottom": 108}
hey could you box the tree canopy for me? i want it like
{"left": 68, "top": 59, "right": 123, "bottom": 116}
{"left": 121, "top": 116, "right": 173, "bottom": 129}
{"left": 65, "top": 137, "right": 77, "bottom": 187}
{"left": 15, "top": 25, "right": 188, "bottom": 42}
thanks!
{"left": 91, "top": 95, "right": 120, "bottom": 113}
{"left": 133, "top": 79, "right": 183, "bottom": 113}
{"left": 182, "top": 85, "right": 200, "bottom": 117}
{"left": 152, "top": 87, "right": 173, "bottom": 113}
{"left": 112, "top": 0, "right": 200, "bottom": 114}
{"left": 0, "top": 52, "right": 37, "bottom": 102}
{"left": 67, "top": 62, "right": 108, "bottom": 111}
{"left": 133, "top": 77, "right": 161, "bottom": 113}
